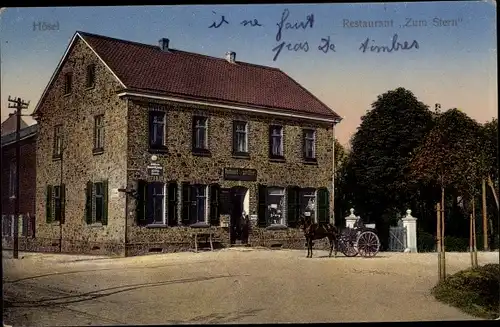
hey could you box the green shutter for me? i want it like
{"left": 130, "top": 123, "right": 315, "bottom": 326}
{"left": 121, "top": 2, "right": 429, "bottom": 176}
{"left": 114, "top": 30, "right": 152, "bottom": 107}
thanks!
{"left": 181, "top": 182, "right": 191, "bottom": 226}
{"left": 167, "top": 182, "right": 178, "bottom": 226}
{"left": 85, "top": 181, "right": 93, "bottom": 224}
{"left": 317, "top": 187, "right": 330, "bottom": 225}
{"left": 60, "top": 184, "right": 66, "bottom": 224}
{"left": 102, "top": 180, "right": 109, "bottom": 225}
{"left": 286, "top": 186, "right": 299, "bottom": 228}
{"left": 209, "top": 184, "right": 220, "bottom": 226}
{"left": 257, "top": 184, "right": 267, "bottom": 227}
{"left": 136, "top": 180, "right": 147, "bottom": 226}
{"left": 46, "top": 185, "right": 53, "bottom": 223}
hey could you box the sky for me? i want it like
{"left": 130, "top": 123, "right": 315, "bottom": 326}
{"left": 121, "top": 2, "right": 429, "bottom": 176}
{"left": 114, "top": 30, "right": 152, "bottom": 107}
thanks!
{"left": 0, "top": 2, "right": 497, "bottom": 145}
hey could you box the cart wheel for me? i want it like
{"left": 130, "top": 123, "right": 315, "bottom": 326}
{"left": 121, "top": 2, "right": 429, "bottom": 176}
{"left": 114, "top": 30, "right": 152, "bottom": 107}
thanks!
{"left": 339, "top": 235, "right": 358, "bottom": 257}
{"left": 357, "top": 231, "right": 380, "bottom": 257}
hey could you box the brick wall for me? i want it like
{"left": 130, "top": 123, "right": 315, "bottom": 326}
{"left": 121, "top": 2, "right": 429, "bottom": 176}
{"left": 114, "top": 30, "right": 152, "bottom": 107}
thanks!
{"left": 1, "top": 136, "right": 37, "bottom": 216}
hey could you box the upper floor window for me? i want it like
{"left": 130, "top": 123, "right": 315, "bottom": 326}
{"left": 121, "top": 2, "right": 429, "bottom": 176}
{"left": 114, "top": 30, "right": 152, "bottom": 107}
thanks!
{"left": 233, "top": 121, "right": 248, "bottom": 156}
{"left": 86, "top": 64, "right": 96, "bottom": 88}
{"left": 9, "top": 159, "right": 16, "bottom": 198}
{"left": 192, "top": 116, "right": 209, "bottom": 154}
{"left": 303, "top": 129, "right": 316, "bottom": 160}
{"left": 269, "top": 125, "right": 284, "bottom": 159}
{"left": 149, "top": 111, "right": 167, "bottom": 150}
{"left": 53, "top": 125, "right": 63, "bottom": 159}
{"left": 94, "top": 115, "right": 104, "bottom": 152}
{"left": 64, "top": 73, "right": 72, "bottom": 95}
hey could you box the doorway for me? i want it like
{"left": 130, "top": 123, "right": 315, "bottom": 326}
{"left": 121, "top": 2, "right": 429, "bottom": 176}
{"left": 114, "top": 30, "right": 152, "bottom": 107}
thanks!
{"left": 229, "top": 186, "right": 248, "bottom": 244}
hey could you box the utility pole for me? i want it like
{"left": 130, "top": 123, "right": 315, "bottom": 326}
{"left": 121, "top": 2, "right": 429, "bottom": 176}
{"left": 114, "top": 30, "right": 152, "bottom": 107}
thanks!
{"left": 7, "top": 96, "right": 30, "bottom": 259}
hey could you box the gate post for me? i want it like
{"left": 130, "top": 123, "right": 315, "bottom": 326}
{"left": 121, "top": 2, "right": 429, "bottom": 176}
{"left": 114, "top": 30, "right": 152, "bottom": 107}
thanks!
{"left": 402, "top": 209, "right": 418, "bottom": 253}
{"left": 345, "top": 208, "right": 357, "bottom": 228}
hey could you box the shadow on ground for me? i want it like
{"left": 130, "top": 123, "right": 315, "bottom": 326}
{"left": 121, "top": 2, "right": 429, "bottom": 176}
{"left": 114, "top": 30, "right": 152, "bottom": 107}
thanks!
{"left": 7, "top": 274, "right": 248, "bottom": 308}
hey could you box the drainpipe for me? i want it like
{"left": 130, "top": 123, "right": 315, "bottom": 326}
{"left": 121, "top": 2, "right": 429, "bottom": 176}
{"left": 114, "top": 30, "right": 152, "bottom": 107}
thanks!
{"left": 331, "top": 117, "right": 342, "bottom": 227}
{"left": 124, "top": 98, "right": 129, "bottom": 257}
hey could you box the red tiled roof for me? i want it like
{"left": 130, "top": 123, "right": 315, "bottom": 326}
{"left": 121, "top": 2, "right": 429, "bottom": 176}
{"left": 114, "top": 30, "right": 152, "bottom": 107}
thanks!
{"left": 78, "top": 31, "right": 340, "bottom": 120}
{"left": 1, "top": 114, "right": 28, "bottom": 136}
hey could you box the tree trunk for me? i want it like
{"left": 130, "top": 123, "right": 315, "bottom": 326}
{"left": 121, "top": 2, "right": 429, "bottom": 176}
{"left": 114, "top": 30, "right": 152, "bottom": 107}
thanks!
{"left": 440, "top": 187, "right": 446, "bottom": 278}
{"left": 487, "top": 175, "right": 499, "bottom": 210}
{"left": 436, "top": 202, "right": 443, "bottom": 281}
{"left": 472, "top": 198, "right": 478, "bottom": 268}
{"left": 470, "top": 212, "right": 474, "bottom": 268}
{"left": 482, "top": 178, "right": 488, "bottom": 251}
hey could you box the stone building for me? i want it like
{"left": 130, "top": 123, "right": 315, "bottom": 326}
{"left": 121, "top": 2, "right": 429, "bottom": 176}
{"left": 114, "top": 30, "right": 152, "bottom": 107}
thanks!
{"left": 32, "top": 31, "right": 342, "bottom": 256}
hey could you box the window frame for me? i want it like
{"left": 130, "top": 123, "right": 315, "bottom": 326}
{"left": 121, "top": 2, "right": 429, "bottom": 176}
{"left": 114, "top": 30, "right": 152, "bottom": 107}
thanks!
{"left": 192, "top": 116, "right": 210, "bottom": 156}
{"left": 93, "top": 114, "right": 105, "bottom": 153}
{"left": 299, "top": 188, "right": 318, "bottom": 223}
{"left": 192, "top": 184, "right": 208, "bottom": 225}
{"left": 86, "top": 64, "right": 96, "bottom": 88}
{"left": 303, "top": 129, "right": 317, "bottom": 161}
{"left": 53, "top": 185, "right": 62, "bottom": 222}
{"left": 94, "top": 182, "right": 104, "bottom": 223}
{"left": 53, "top": 124, "right": 63, "bottom": 159}
{"left": 269, "top": 125, "right": 284, "bottom": 160}
{"left": 232, "top": 120, "right": 249, "bottom": 157}
{"left": 64, "top": 73, "right": 73, "bottom": 95}
{"left": 147, "top": 182, "right": 167, "bottom": 225}
{"left": 148, "top": 110, "right": 167, "bottom": 152}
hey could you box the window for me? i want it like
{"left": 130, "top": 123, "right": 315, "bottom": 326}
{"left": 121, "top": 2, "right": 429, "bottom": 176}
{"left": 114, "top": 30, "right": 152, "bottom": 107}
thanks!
{"left": 64, "top": 73, "right": 72, "bottom": 94}
{"left": 149, "top": 111, "right": 167, "bottom": 150}
{"left": 136, "top": 181, "right": 178, "bottom": 226}
{"left": 45, "top": 184, "right": 66, "bottom": 223}
{"left": 192, "top": 116, "right": 208, "bottom": 151}
{"left": 303, "top": 129, "right": 316, "bottom": 160}
{"left": 9, "top": 159, "right": 16, "bottom": 198}
{"left": 267, "top": 187, "right": 285, "bottom": 225}
{"left": 149, "top": 182, "right": 166, "bottom": 224}
{"left": 233, "top": 121, "right": 248, "bottom": 155}
{"left": 180, "top": 183, "right": 209, "bottom": 226}
{"left": 193, "top": 185, "right": 207, "bottom": 224}
{"left": 94, "top": 115, "right": 104, "bottom": 152}
{"left": 269, "top": 125, "right": 284, "bottom": 158}
{"left": 299, "top": 188, "right": 317, "bottom": 222}
{"left": 85, "top": 181, "right": 108, "bottom": 225}
{"left": 53, "top": 125, "right": 63, "bottom": 159}
{"left": 86, "top": 64, "right": 96, "bottom": 88}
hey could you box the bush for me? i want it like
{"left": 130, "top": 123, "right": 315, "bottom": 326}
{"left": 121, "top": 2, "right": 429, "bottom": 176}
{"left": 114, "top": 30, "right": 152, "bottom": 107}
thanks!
{"left": 444, "top": 236, "right": 469, "bottom": 252}
{"left": 432, "top": 264, "right": 499, "bottom": 319}
{"left": 417, "top": 230, "right": 435, "bottom": 252}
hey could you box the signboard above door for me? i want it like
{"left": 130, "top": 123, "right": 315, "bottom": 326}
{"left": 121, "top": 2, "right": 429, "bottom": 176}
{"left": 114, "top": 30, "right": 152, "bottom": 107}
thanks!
{"left": 223, "top": 168, "right": 257, "bottom": 181}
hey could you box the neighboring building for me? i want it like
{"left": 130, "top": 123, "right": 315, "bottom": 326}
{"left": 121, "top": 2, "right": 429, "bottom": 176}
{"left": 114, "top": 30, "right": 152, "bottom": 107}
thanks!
{"left": 1, "top": 114, "right": 29, "bottom": 136}
{"left": 32, "top": 31, "right": 342, "bottom": 256}
{"left": 1, "top": 122, "right": 38, "bottom": 242}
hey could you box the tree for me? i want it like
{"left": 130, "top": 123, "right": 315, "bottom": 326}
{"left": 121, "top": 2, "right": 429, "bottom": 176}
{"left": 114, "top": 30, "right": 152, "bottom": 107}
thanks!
{"left": 348, "top": 87, "right": 434, "bottom": 247}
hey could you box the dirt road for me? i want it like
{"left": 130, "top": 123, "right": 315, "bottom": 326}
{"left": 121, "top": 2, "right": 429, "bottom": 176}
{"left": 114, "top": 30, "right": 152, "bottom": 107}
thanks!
{"left": 3, "top": 249, "right": 498, "bottom": 325}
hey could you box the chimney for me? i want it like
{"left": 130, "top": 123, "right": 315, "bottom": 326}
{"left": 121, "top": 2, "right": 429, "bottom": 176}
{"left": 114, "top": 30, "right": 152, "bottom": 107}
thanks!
{"left": 225, "top": 51, "right": 236, "bottom": 63}
{"left": 159, "top": 38, "right": 170, "bottom": 52}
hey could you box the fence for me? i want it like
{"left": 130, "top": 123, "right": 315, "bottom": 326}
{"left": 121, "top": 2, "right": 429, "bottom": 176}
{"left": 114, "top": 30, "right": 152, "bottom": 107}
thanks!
{"left": 1, "top": 213, "right": 35, "bottom": 237}
{"left": 389, "top": 224, "right": 407, "bottom": 252}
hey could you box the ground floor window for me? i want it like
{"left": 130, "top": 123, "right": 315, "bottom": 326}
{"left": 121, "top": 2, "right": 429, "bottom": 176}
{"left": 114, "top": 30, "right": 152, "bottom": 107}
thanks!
{"left": 85, "top": 180, "right": 108, "bottom": 225}
{"left": 137, "top": 181, "right": 177, "bottom": 226}
{"left": 299, "top": 188, "right": 317, "bottom": 222}
{"left": 181, "top": 183, "right": 209, "bottom": 226}
{"left": 267, "top": 187, "right": 285, "bottom": 225}
{"left": 45, "top": 184, "right": 66, "bottom": 223}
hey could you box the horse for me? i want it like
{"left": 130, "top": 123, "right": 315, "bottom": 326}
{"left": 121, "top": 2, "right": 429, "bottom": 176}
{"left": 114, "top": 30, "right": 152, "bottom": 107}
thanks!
{"left": 298, "top": 215, "right": 339, "bottom": 258}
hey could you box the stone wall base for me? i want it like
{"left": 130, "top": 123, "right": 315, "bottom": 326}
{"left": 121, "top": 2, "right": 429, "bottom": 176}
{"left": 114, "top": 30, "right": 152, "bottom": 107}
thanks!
{"left": 2, "top": 227, "right": 333, "bottom": 257}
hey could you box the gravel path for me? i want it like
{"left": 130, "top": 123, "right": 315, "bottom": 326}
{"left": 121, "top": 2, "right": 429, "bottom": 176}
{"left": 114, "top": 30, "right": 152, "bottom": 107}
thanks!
{"left": 3, "top": 249, "right": 499, "bottom": 325}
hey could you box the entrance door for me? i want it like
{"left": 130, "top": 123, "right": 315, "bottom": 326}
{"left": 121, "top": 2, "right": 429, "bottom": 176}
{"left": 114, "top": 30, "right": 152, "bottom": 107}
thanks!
{"left": 230, "top": 187, "right": 247, "bottom": 244}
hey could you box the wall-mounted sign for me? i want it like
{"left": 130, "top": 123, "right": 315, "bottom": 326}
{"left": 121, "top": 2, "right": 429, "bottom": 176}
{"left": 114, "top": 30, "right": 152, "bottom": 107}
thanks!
{"left": 147, "top": 162, "right": 163, "bottom": 176}
{"left": 223, "top": 168, "right": 257, "bottom": 181}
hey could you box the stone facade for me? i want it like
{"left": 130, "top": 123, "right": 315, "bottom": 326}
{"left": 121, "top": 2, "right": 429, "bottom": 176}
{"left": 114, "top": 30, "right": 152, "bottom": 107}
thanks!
{"left": 32, "top": 35, "right": 337, "bottom": 257}
{"left": 34, "top": 37, "right": 128, "bottom": 256}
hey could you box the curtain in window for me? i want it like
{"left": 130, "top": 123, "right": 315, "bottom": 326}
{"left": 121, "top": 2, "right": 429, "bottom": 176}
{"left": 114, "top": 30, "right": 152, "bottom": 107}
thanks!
{"left": 236, "top": 123, "right": 246, "bottom": 152}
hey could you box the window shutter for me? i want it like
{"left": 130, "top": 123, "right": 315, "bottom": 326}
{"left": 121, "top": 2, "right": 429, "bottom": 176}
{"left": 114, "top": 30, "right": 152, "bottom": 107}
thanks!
{"left": 268, "top": 126, "right": 273, "bottom": 157}
{"left": 191, "top": 118, "right": 197, "bottom": 149}
{"left": 232, "top": 122, "right": 238, "bottom": 153}
{"left": 286, "top": 186, "right": 299, "bottom": 228}
{"left": 60, "top": 184, "right": 66, "bottom": 224}
{"left": 46, "top": 185, "right": 53, "bottom": 223}
{"left": 302, "top": 129, "right": 307, "bottom": 159}
{"left": 181, "top": 182, "right": 191, "bottom": 225}
{"left": 85, "top": 181, "right": 93, "bottom": 224}
{"left": 317, "top": 187, "right": 330, "bottom": 225}
{"left": 136, "top": 180, "right": 147, "bottom": 226}
{"left": 102, "top": 180, "right": 109, "bottom": 225}
{"left": 209, "top": 184, "right": 220, "bottom": 226}
{"left": 148, "top": 112, "right": 154, "bottom": 147}
{"left": 257, "top": 184, "right": 268, "bottom": 227}
{"left": 167, "top": 182, "right": 178, "bottom": 226}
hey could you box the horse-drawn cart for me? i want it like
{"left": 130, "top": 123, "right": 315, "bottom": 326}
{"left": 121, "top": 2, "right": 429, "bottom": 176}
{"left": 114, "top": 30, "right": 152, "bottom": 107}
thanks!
{"left": 338, "top": 218, "right": 380, "bottom": 257}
